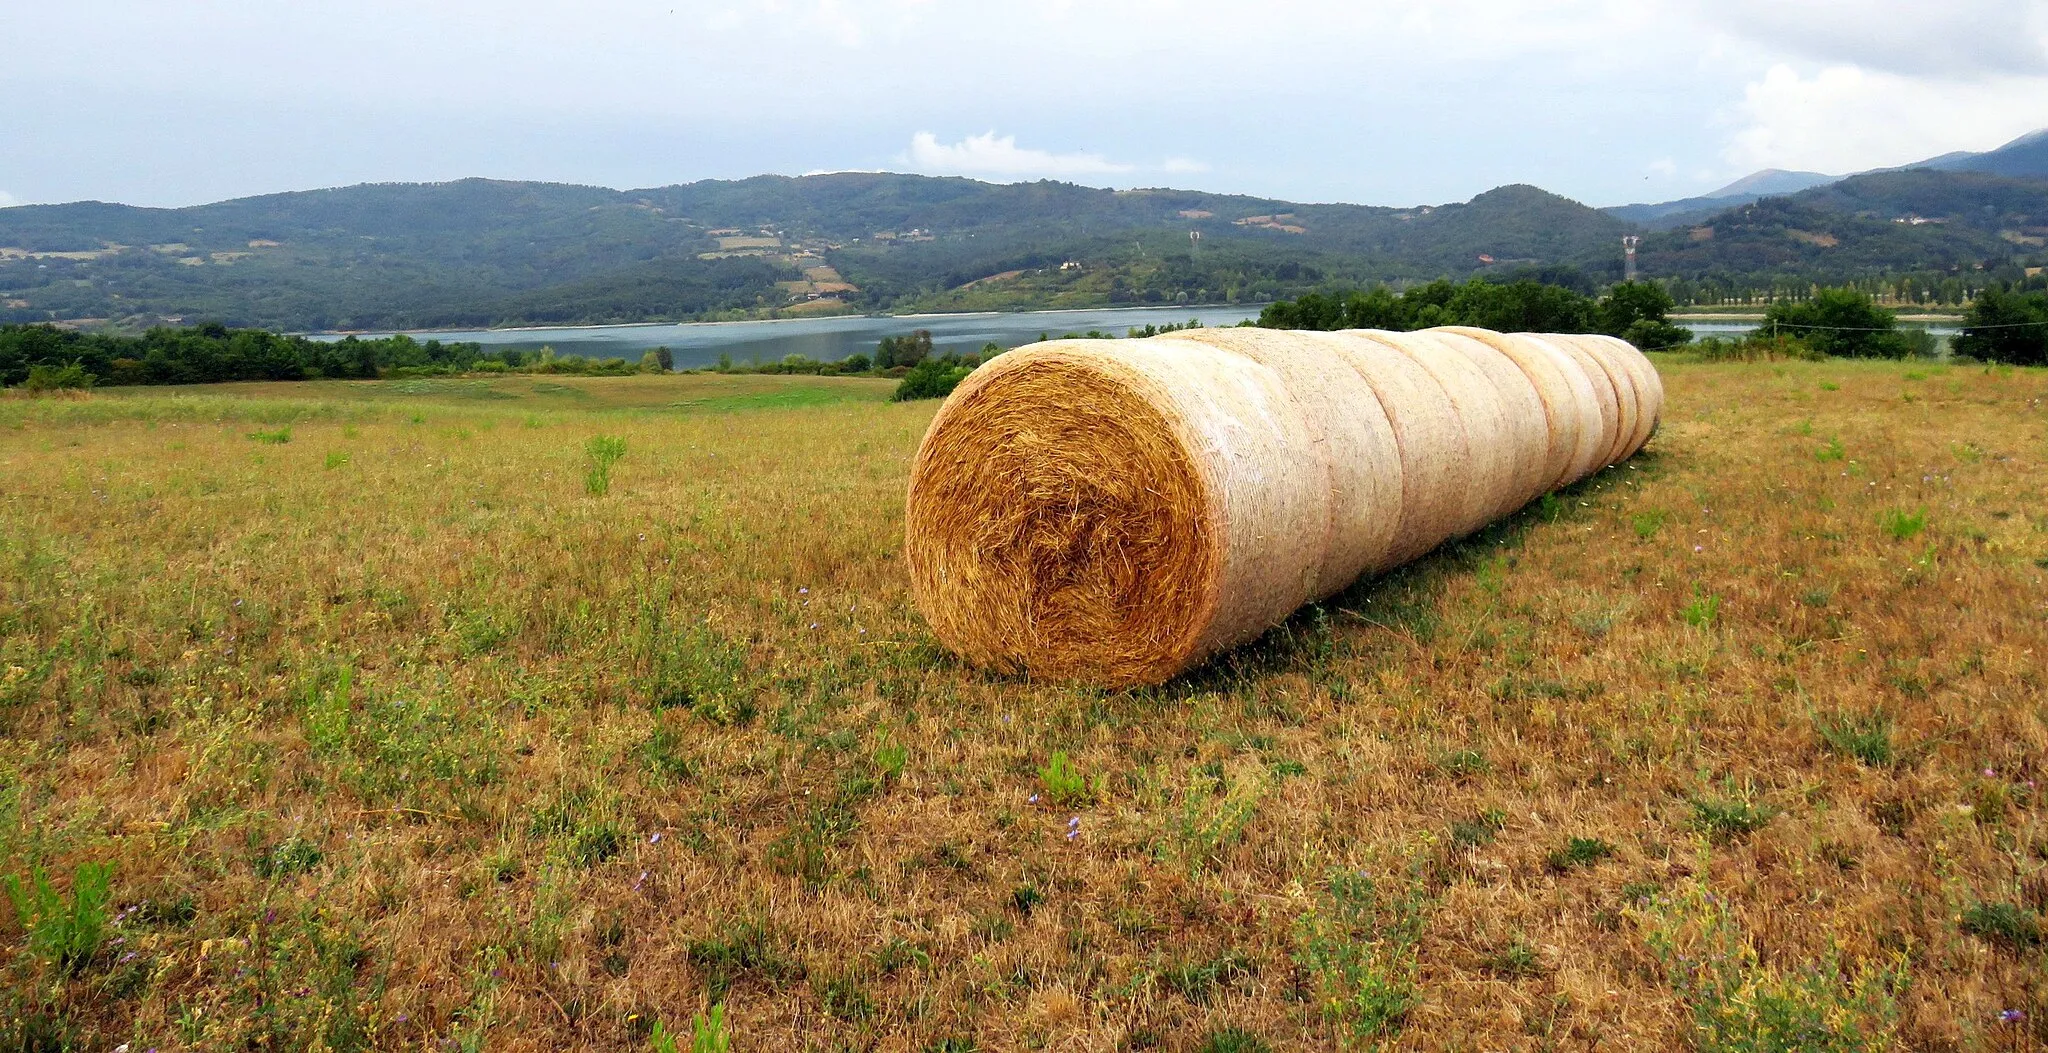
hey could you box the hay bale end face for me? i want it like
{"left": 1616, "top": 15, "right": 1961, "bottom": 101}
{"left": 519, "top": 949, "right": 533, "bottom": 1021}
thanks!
{"left": 905, "top": 327, "right": 1663, "bottom": 686}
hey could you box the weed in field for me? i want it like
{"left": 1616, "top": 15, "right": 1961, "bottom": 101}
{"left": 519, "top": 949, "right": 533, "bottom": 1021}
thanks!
{"left": 324, "top": 450, "right": 349, "bottom": 469}
{"left": 766, "top": 772, "right": 874, "bottom": 884}
{"left": 1691, "top": 795, "right": 1780, "bottom": 843}
{"left": 1636, "top": 876, "right": 1904, "bottom": 1051}
{"left": 816, "top": 974, "right": 875, "bottom": 1020}
{"left": 638, "top": 721, "right": 695, "bottom": 782}
{"left": 688, "top": 920, "right": 803, "bottom": 1001}
{"left": 1198, "top": 1028, "right": 1272, "bottom": 1053}
{"left": 651, "top": 1003, "right": 730, "bottom": 1053}
{"left": 584, "top": 434, "right": 627, "bottom": 495}
{"left": 1011, "top": 883, "right": 1044, "bottom": 915}
{"left": 1434, "top": 749, "right": 1490, "bottom": 779}
{"left": 1157, "top": 951, "right": 1255, "bottom": 1004}
{"left": 1481, "top": 937, "right": 1545, "bottom": 979}
{"left": 1037, "top": 750, "right": 1096, "bottom": 807}
{"left": 1631, "top": 509, "right": 1668, "bottom": 539}
{"left": 648, "top": 622, "right": 757, "bottom": 726}
{"left": 1960, "top": 902, "right": 2043, "bottom": 951}
{"left": 3, "top": 861, "right": 112, "bottom": 976}
{"left": 1294, "top": 865, "right": 1429, "bottom": 1045}
{"left": 1450, "top": 809, "right": 1507, "bottom": 848}
{"left": 248, "top": 426, "right": 292, "bottom": 444}
{"left": 1815, "top": 436, "right": 1845, "bottom": 461}
{"left": 1814, "top": 709, "right": 1896, "bottom": 767}
{"left": 1546, "top": 836, "right": 1617, "bottom": 872}
{"left": 254, "top": 836, "right": 324, "bottom": 879}
{"left": 1164, "top": 765, "right": 1267, "bottom": 873}
{"left": 1682, "top": 586, "right": 1722, "bottom": 628}
{"left": 1881, "top": 507, "right": 1928, "bottom": 541}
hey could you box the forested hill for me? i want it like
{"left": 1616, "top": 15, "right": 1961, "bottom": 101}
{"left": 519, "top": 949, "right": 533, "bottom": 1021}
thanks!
{"left": 1634, "top": 170, "right": 2048, "bottom": 291}
{"left": 0, "top": 175, "right": 1627, "bottom": 331}
{"left": 0, "top": 169, "right": 2041, "bottom": 331}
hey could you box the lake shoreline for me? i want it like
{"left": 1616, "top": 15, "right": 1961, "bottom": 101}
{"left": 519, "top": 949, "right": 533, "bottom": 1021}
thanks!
{"left": 303, "top": 302, "right": 1267, "bottom": 339}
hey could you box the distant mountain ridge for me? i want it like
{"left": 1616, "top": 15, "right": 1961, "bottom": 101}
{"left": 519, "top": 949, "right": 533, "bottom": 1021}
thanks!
{"left": 0, "top": 164, "right": 2041, "bottom": 332}
{"left": 0, "top": 175, "right": 1632, "bottom": 330}
{"left": 1607, "top": 128, "right": 2048, "bottom": 230}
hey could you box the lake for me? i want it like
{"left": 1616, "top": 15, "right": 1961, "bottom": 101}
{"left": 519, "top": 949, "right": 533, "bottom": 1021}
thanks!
{"left": 311, "top": 309, "right": 1967, "bottom": 368}
{"left": 313, "top": 305, "right": 1269, "bottom": 370}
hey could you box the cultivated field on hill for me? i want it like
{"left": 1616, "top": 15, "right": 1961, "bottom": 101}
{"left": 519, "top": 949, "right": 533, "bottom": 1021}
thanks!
{"left": 2, "top": 361, "right": 2045, "bottom": 1051}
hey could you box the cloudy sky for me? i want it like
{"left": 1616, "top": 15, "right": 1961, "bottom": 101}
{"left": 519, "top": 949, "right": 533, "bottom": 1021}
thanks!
{"left": 4, "top": 1, "right": 2045, "bottom": 210}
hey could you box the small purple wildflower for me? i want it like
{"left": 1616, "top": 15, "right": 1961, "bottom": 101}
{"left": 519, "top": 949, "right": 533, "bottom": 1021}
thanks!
{"left": 649, "top": 832, "right": 661, "bottom": 843}
{"left": 799, "top": 587, "right": 809, "bottom": 595}
{"left": 1027, "top": 793, "right": 1040, "bottom": 805}
{"left": 1987, "top": 768, "right": 1998, "bottom": 777}
{"left": 2001, "top": 1009, "right": 2025, "bottom": 1024}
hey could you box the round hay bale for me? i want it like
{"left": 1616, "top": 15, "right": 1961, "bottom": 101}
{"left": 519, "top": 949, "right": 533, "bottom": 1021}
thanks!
{"left": 1422, "top": 328, "right": 1558, "bottom": 512}
{"left": 904, "top": 339, "right": 1324, "bottom": 686}
{"left": 1369, "top": 330, "right": 1525, "bottom": 536}
{"left": 1547, "top": 333, "right": 1640, "bottom": 466}
{"left": 1511, "top": 334, "right": 1614, "bottom": 485}
{"left": 1319, "top": 330, "right": 1473, "bottom": 567}
{"left": 904, "top": 327, "right": 1664, "bottom": 686}
{"left": 1167, "top": 327, "right": 1404, "bottom": 596}
{"left": 1580, "top": 333, "right": 1664, "bottom": 453}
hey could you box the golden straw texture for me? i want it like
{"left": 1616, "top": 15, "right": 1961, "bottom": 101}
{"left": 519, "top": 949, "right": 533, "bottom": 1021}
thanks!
{"left": 906, "top": 327, "right": 1662, "bottom": 685}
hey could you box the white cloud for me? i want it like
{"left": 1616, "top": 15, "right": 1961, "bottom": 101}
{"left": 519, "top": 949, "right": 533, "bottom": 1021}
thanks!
{"left": 1682, "top": 0, "right": 2048, "bottom": 79}
{"left": 0, "top": 190, "right": 20, "bottom": 208}
{"left": 902, "top": 131, "right": 1135, "bottom": 180}
{"left": 1724, "top": 63, "right": 2048, "bottom": 173}
{"left": 1645, "top": 158, "right": 1677, "bottom": 177}
{"left": 1162, "top": 157, "right": 1210, "bottom": 174}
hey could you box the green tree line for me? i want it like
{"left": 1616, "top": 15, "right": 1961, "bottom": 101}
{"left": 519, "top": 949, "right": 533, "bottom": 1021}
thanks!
{"left": 1257, "top": 278, "right": 1693, "bottom": 349}
{"left": 0, "top": 323, "right": 537, "bottom": 388}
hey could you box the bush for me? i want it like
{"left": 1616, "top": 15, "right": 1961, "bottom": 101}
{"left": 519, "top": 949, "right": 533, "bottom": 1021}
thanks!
{"left": 1954, "top": 285, "right": 2048, "bottom": 366}
{"left": 892, "top": 358, "right": 973, "bottom": 401}
{"left": 19, "top": 362, "right": 94, "bottom": 391}
{"left": 1761, "top": 288, "right": 1916, "bottom": 359}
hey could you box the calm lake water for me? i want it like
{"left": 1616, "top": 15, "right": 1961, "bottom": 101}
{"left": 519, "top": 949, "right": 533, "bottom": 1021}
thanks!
{"left": 312, "top": 309, "right": 1966, "bottom": 368}
{"left": 314, "top": 305, "right": 1267, "bottom": 369}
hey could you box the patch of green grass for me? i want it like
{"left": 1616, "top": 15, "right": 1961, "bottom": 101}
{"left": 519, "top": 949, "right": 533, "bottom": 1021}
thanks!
{"left": 670, "top": 388, "right": 859, "bottom": 412}
{"left": 1546, "top": 836, "right": 1617, "bottom": 872}
{"left": 1482, "top": 937, "right": 1545, "bottom": 979}
{"left": 1814, "top": 709, "right": 1896, "bottom": 767}
{"left": 1037, "top": 750, "right": 1096, "bottom": 807}
{"left": 1157, "top": 951, "right": 1255, "bottom": 1004}
{"left": 1682, "top": 586, "right": 1722, "bottom": 629}
{"left": 2, "top": 861, "right": 113, "bottom": 977}
{"left": 1814, "top": 435, "right": 1845, "bottom": 461}
{"left": 583, "top": 434, "right": 627, "bottom": 496}
{"left": 1880, "top": 507, "right": 1927, "bottom": 542}
{"left": 687, "top": 920, "right": 804, "bottom": 1001}
{"left": 1960, "top": 902, "right": 2043, "bottom": 950}
{"left": 1197, "top": 1027, "right": 1272, "bottom": 1053}
{"left": 1691, "top": 796, "right": 1780, "bottom": 843}
{"left": 1638, "top": 877, "right": 1904, "bottom": 1051}
{"left": 1450, "top": 809, "right": 1507, "bottom": 848}
{"left": 1433, "top": 749, "right": 1490, "bottom": 779}
{"left": 1293, "top": 865, "right": 1429, "bottom": 1045}
{"left": 1631, "top": 508, "right": 1668, "bottom": 539}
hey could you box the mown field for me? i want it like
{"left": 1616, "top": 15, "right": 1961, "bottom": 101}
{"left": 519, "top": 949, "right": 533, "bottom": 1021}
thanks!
{"left": 2, "top": 360, "right": 2046, "bottom": 1051}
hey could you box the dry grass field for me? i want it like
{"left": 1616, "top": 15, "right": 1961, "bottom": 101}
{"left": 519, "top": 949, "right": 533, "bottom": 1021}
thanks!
{"left": 2, "top": 359, "right": 2046, "bottom": 1051}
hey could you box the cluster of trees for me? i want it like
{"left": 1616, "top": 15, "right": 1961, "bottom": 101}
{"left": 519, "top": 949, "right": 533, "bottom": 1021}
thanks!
{"left": 1257, "top": 279, "right": 1693, "bottom": 349}
{"left": 1956, "top": 280, "right": 2048, "bottom": 366}
{"left": 1756, "top": 290, "right": 1933, "bottom": 359}
{"left": 0, "top": 322, "right": 681, "bottom": 389}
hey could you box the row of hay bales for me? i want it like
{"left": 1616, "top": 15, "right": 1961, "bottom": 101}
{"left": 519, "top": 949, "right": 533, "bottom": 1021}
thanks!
{"left": 904, "top": 326, "right": 1664, "bottom": 687}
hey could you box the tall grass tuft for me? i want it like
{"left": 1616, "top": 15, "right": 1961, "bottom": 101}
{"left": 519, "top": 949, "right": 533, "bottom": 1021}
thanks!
{"left": 585, "top": 434, "right": 628, "bottom": 495}
{"left": 3, "top": 861, "right": 114, "bottom": 977}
